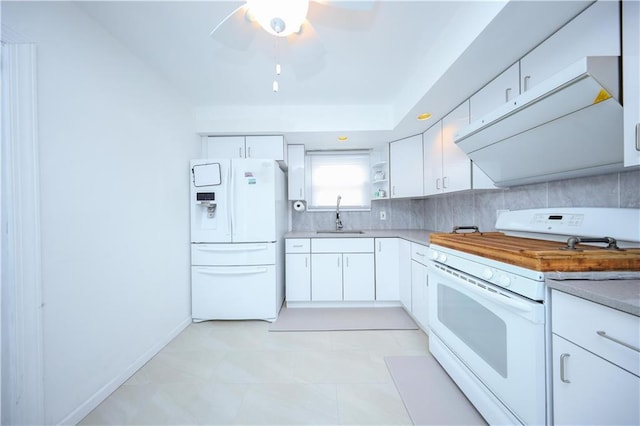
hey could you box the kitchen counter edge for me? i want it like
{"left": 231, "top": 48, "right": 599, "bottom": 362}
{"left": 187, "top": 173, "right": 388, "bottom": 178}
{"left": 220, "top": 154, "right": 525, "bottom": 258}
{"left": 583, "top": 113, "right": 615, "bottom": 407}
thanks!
{"left": 284, "top": 229, "right": 433, "bottom": 246}
{"left": 546, "top": 278, "right": 640, "bottom": 317}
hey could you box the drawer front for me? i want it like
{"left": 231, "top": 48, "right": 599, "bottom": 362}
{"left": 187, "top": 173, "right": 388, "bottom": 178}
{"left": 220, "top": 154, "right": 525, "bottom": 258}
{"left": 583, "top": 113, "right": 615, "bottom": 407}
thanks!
{"left": 191, "top": 243, "right": 275, "bottom": 266}
{"left": 286, "top": 238, "right": 310, "bottom": 253}
{"left": 312, "top": 238, "right": 374, "bottom": 253}
{"left": 411, "top": 242, "right": 429, "bottom": 265}
{"left": 552, "top": 290, "right": 640, "bottom": 376}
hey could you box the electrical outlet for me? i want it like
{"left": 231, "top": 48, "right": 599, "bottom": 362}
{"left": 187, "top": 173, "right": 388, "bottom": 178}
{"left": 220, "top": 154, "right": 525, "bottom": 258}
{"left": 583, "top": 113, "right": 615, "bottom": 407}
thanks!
{"left": 380, "top": 211, "right": 386, "bottom": 220}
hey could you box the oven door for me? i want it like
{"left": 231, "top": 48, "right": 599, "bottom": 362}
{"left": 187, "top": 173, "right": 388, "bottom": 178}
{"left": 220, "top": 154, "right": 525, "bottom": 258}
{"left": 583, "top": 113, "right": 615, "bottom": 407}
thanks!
{"left": 428, "top": 262, "right": 546, "bottom": 425}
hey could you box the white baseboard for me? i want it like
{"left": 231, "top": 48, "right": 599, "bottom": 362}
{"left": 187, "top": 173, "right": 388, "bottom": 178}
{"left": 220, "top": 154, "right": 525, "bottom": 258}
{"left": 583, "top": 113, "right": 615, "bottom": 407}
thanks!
{"left": 58, "top": 317, "right": 192, "bottom": 426}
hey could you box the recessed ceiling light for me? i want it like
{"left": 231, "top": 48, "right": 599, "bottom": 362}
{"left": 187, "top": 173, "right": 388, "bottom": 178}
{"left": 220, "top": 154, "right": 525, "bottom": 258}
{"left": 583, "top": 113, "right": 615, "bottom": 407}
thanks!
{"left": 338, "top": 136, "right": 348, "bottom": 142}
{"left": 417, "top": 113, "right": 432, "bottom": 121}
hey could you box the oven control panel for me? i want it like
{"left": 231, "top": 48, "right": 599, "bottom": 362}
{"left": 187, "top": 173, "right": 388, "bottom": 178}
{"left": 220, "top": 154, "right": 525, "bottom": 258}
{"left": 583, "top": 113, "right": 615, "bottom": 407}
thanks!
{"left": 496, "top": 208, "right": 640, "bottom": 244}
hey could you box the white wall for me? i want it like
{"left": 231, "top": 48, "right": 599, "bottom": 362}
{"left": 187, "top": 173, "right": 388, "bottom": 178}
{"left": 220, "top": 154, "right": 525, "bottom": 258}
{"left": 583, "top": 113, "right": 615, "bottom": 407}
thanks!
{"left": 3, "top": 2, "right": 199, "bottom": 424}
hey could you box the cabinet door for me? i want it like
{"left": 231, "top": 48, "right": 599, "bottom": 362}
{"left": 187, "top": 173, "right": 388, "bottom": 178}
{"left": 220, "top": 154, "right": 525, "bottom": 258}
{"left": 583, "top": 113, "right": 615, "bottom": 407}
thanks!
{"left": 552, "top": 335, "right": 640, "bottom": 425}
{"left": 441, "top": 101, "right": 472, "bottom": 193}
{"left": 470, "top": 62, "right": 520, "bottom": 122}
{"left": 398, "top": 240, "right": 412, "bottom": 311}
{"left": 285, "top": 253, "right": 310, "bottom": 301}
{"left": 204, "top": 136, "right": 245, "bottom": 158}
{"left": 245, "top": 135, "right": 285, "bottom": 161}
{"left": 520, "top": 1, "right": 620, "bottom": 93}
{"left": 343, "top": 253, "right": 375, "bottom": 301}
{"left": 287, "top": 144, "right": 305, "bottom": 200}
{"left": 390, "top": 134, "right": 423, "bottom": 198}
{"left": 375, "top": 239, "right": 400, "bottom": 301}
{"left": 623, "top": 0, "right": 640, "bottom": 167}
{"left": 422, "top": 122, "right": 443, "bottom": 196}
{"left": 410, "top": 261, "right": 429, "bottom": 330}
{"left": 311, "top": 253, "right": 343, "bottom": 301}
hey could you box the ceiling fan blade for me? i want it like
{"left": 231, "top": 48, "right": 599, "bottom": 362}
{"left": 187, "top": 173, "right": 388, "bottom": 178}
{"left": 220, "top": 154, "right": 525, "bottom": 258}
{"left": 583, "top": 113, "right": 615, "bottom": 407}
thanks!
{"left": 209, "top": 3, "right": 258, "bottom": 51}
{"left": 309, "top": 0, "right": 378, "bottom": 30}
{"left": 284, "top": 21, "right": 327, "bottom": 80}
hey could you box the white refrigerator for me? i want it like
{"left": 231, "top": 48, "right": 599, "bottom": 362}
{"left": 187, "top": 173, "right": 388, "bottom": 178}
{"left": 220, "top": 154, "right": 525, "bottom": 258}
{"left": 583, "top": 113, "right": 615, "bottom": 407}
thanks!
{"left": 190, "top": 158, "right": 286, "bottom": 321}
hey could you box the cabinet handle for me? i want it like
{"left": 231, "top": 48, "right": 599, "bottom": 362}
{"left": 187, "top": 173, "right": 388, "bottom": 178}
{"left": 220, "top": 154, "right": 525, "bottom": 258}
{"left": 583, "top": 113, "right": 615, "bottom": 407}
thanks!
{"left": 635, "top": 123, "right": 640, "bottom": 151}
{"left": 378, "top": 241, "right": 382, "bottom": 252}
{"left": 415, "top": 252, "right": 425, "bottom": 257}
{"left": 596, "top": 330, "right": 640, "bottom": 353}
{"left": 305, "top": 256, "right": 308, "bottom": 268}
{"left": 436, "top": 178, "right": 441, "bottom": 190}
{"left": 337, "top": 256, "right": 341, "bottom": 268}
{"left": 560, "top": 353, "right": 571, "bottom": 383}
{"left": 346, "top": 256, "right": 349, "bottom": 268}
{"left": 239, "top": 147, "right": 242, "bottom": 157}
{"left": 392, "top": 185, "right": 396, "bottom": 196}
{"left": 248, "top": 146, "right": 252, "bottom": 157}
{"left": 523, "top": 75, "right": 531, "bottom": 92}
{"left": 443, "top": 176, "right": 448, "bottom": 189}
{"left": 292, "top": 244, "right": 303, "bottom": 248}
{"left": 505, "top": 88, "right": 512, "bottom": 102}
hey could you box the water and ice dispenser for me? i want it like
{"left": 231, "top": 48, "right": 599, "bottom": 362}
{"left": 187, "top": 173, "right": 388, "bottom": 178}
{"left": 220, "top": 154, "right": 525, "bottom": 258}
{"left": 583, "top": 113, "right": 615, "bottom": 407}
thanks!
{"left": 191, "top": 162, "right": 223, "bottom": 234}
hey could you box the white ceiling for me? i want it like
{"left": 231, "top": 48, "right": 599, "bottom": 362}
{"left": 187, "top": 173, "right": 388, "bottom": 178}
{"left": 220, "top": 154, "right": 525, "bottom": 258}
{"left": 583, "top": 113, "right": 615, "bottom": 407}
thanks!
{"left": 77, "top": 0, "right": 592, "bottom": 150}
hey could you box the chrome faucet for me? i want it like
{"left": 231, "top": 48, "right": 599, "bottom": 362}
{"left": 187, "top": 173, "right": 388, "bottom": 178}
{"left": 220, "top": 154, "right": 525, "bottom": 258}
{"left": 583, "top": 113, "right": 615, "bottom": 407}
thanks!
{"left": 336, "top": 195, "right": 343, "bottom": 231}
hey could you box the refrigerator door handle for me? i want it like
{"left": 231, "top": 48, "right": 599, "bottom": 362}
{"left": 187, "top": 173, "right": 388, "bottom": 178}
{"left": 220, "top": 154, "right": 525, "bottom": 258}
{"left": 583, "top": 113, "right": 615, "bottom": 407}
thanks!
{"left": 194, "top": 267, "right": 268, "bottom": 276}
{"left": 228, "top": 163, "right": 234, "bottom": 238}
{"left": 194, "top": 244, "right": 269, "bottom": 252}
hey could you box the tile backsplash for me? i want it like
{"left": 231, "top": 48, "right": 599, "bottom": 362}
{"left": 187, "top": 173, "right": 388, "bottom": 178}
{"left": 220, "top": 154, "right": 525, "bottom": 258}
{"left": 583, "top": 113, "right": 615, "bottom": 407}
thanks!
{"left": 291, "top": 169, "right": 640, "bottom": 233}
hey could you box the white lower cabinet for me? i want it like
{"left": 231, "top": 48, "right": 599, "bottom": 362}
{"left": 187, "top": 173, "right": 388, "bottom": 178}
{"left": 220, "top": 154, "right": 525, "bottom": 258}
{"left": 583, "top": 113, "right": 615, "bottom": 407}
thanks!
{"left": 311, "top": 253, "right": 343, "bottom": 301}
{"left": 398, "top": 240, "right": 412, "bottom": 310}
{"left": 310, "top": 238, "right": 375, "bottom": 302}
{"left": 285, "top": 239, "right": 311, "bottom": 302}
{"left": 410, "top": 243, "right": 429, "bottom": 330}
{"left": 551, "top": 290, "right": 640, "bottom": 425}
{"left": 343, "top": 253, "right": 375, "bottom": 301}
{"left": 374, "top": 238, "right": 400, "bottom": 301}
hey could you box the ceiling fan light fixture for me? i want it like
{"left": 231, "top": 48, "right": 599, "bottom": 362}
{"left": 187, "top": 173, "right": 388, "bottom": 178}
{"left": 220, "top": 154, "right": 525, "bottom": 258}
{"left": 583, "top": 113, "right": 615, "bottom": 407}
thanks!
{"left": 246, "top": 0, "right": 309, "bottom": 37}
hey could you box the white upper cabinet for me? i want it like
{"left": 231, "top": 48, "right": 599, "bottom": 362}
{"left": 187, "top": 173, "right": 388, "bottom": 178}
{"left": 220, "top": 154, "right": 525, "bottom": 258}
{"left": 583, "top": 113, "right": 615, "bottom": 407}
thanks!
{"left": 470, "top": 62, "right": 520, "bottom": 122}
{"left": 202, "top": 135, "right": 285, "bottom": 161}
{"left": 203, "top": 136, "right": 245, "bottom": 158}
{"left": 520, "top": 0, "right": 620, "bottom": 94}
{"left": 287, "top": 144, "right": 305, "bottom": 200}
{"left": 422, "top": 121, "right": 443, "bottom": 196}
{"left": 623, "top": 0, "right": 640, "bottom": 167}
{"left": 390, "top": 134, "right": 423, "bottom": 198}
{"left": 424, "top": 100, "right": 494, "bottom": 196}
{"left": 245, "top": 135, "right": 285, "bottom": 161}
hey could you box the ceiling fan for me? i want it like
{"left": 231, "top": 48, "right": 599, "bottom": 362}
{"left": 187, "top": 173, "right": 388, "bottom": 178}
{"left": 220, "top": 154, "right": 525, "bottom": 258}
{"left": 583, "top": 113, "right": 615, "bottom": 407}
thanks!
{"left": 209, "top": 0, "right": 376, "bottom": 80}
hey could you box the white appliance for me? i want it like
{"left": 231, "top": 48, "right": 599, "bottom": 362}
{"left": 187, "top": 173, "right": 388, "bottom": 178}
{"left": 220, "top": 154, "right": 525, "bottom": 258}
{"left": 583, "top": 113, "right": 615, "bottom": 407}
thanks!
{"left": 428, "top": 208, "right": 640, "bottom": 425}
{"left": 190, "top": 158, "right": 286, "bottom": 322}
{"left": 454, "top": 56, "right": 623, "bottom": 186}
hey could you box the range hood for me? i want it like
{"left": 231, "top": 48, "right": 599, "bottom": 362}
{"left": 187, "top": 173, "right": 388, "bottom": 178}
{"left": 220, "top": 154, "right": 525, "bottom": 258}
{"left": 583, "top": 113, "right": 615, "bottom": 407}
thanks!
{"left": 455, "top": 56, "right": 623, "bottom": 187}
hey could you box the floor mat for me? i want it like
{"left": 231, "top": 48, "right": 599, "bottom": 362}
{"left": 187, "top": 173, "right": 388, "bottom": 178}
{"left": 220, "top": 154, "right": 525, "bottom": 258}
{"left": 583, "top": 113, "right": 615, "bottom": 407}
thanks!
{"left": 385, "top": 355, "right": 487, "bottom": 425}
{"left": 269, "top": 306, "right": 418, "bottom": 331}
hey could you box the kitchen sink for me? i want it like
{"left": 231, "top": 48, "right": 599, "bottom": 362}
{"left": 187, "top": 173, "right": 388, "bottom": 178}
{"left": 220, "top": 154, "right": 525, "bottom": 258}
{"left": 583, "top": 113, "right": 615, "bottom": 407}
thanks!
{"left": 316, "top": 230, "right": 365, "bottom": 234}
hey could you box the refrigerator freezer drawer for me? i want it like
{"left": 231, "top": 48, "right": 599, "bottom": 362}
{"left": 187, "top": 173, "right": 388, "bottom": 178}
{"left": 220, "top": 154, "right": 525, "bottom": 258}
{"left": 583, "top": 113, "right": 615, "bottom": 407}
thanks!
{"left": 191, "top": 265, "right": 277, "bottom": 321}
{"left": 191, "top": 242, "right": 276, "bottom": 266}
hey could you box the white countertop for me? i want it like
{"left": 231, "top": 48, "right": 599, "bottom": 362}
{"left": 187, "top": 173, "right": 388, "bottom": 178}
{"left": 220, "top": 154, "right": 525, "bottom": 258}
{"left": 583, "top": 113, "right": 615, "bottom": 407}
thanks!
{"left": 546, "top": 279, "right": 640, "bottom": 317}
{"left": 285, "top": 229, "right": 434, "bottom": 246}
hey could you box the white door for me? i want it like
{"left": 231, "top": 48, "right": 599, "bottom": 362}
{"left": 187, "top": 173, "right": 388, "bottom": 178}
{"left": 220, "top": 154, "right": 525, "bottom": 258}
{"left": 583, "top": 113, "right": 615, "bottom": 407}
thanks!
{"left": 231, "top": 159, "right": 276, "bottom": 242}
{"left": 285, "top": 253, "right": 311, "bottom": 301}
{"left": 190, "top": 159, "right": 231, "bottom": 243}
{"left": 245, "top": 135, "right": 284, "bottom": 161}
{"left": 390, "top": 134, "right": 423, "bottom": 198}
{"left": 311, "top": 253, "right": 343, "bottom": 301}
{"left": 374, "top": 238, "right": 400, "bottom": 301}
{"left": 441, "top": 101, "right": 472, "bottom": 193}
{"left": 204, "top": 136, "right": 245, "bottom": 158}
{"left": 422, "top": 122, "right": 443, "bottom": 196}
{"left": 343, "top": 253, "right": 374, "bottom": 301}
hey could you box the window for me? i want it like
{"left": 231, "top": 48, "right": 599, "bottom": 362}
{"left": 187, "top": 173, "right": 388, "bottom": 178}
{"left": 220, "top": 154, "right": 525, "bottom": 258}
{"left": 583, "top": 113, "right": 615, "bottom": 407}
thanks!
{"left": 306, "top": 151, "right": 371, "bottom": 210}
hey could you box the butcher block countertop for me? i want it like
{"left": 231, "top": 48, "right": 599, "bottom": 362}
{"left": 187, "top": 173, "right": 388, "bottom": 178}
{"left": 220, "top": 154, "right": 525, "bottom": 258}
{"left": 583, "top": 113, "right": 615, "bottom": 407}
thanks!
{"left": 429, "top": 232, "right": 640, "bottom": 272}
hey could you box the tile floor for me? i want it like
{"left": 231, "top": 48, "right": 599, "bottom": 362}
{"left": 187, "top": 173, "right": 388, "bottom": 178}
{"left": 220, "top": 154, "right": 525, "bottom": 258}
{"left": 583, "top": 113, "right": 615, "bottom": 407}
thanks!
{"left": 80, "top": 321, "right": 433, "bottom": 425}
